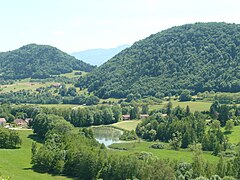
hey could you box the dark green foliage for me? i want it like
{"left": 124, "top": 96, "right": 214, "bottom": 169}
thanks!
{"left": 179, "top": 90, "right": 192, "bottom": 101}
{"left": 0, "top": 44, "right": 95, "bottom": 80}
{"left": 136, "top": 107, "right": 210, "bottom": 149}
{"left": 0, "top": 88, "right": 99, "bottom": 105}
{"left": 78, "top": 22, "right": 240, "bottom": 98}
{"left": 31, "top": 112, "right": 176, "bottom": 179}
{"left": 0, "top": 128, "right": 22, "bottom": 148}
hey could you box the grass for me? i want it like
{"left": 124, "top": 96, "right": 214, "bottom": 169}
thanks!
{"left": 0, "top": 82, "right": 53, "bottom": 93}
{"left": 224, "top": 126, "right": 240, "bottom": 144}
{"left": 149, "top": 100, "right": 212, "bottom": 112}
{"left": 0, "top": 130, "right": 70, "bottom": 180}
{"left": 60, "top": 70, "right": 87, "bottom": 78}
{"left": 111, "top": 120, "right": 142, "bottom": 131}
{"left": 109, "top": 141, "right": 219, "bottom": 163}
{"left": 35, "top": 103, "right": 81, "bottom": 109}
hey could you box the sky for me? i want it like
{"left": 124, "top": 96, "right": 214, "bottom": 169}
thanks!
{"left": 0, "top": 0, "right": 239, "bottom": 53}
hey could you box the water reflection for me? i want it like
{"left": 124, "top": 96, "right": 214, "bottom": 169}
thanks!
{"left": 92, "top": 126, "right": 123, "bottom": 146}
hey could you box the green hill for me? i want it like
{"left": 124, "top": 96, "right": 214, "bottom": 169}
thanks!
{"left": 77, "top": 22, "right": 240, "bottom": 98}
{"left": 0, "top": 44, "right": 95, "bottom": 80}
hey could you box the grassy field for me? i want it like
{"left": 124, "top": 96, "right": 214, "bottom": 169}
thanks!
{"left": 109, "top": 141, "right": 219, "bottom": 163}
{"left": 224, "top": 126, "right": 240, "bottom": 144}
{"left": 0, "top": 130, "right": 70, "bottom": 180}
{"left": 111, "top": 120, "right": 142, "bottom": 131}
{"left": 0, "top": 82, "right": 53, "bottom": 93}
{"left": 36, "top": 103, "right": 81, "bottom": 109}
{"left": 149, "top": 100, "right": 212, "bottom": 112}
{"left": 60, "top": 70, "right": 87, "bottom": 78}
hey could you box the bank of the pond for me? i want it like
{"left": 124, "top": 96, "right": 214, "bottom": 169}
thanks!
{"left": 92, "top": 126, "right": 124, "bottom": 146}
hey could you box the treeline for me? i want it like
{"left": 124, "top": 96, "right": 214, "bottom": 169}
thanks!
{"left": 0, "top": 103, "right": 122, "bottom": 128}
{"left": 210, "top": 101, "right": 240, "bottom": 126}
{"left": 31, "top": 113, "right": 176, "bottom": 179}
{"left": 0, "top": 89, "right": 100, "bottom": 105}
{"left": 0, "top": 128, "right": 22, "bottom": 148}
{"left": 30, "top": 112, "right": 240, "bottom": 179}
{"left": 0, "top": 44, "right": 95, "bottom": 80}
{"left": 137, "top": 102, "right": 240, "bottom": 155}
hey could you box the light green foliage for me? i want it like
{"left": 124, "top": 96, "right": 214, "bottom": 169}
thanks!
{"left": 225, "top": 120, "right": 234, "bottom": 132}
{"left": 0, "top": 128, "right": 22, "bottom": 148}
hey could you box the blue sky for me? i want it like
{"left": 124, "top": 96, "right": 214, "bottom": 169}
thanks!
{"left": 0, "top": 0, "right": 239, "bottom": 53}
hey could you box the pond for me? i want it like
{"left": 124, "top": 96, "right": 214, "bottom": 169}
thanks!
{"left": 92, "top": 126, "right": 123, "bottom": 146}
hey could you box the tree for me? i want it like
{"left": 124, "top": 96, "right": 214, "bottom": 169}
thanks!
{"left": 141, "top": 104, "right": 149, "bottom": 114}
{"left": 166, "top": 101, "right": 173, "bottom": 115}
{"left": 179, "top": 90, "right": 192, "bottom": 101}
{"left": 169, "top": 131, "right": 182, "bottom": 150}
{"left": 186, "top": 105, "right": 191, "bottom": 116}
{"left": 225, "top": 120, "right": 234, "bottom": 132}
{"left": 218, "top": 105, "right": 230, "bottom": 126}
{"left": 210, "top": 101, "right": 220, "bottom": 119}
{"left": 192, "top": 144, "right": 205, "bottom": 178}
{"left": 0, "top": 128, "right": 22, "bottom": 148}
{"left": 130, "top": 105, "right": 139, "bottom": 119}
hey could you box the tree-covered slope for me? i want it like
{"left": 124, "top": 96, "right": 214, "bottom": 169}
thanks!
{"left": 77, "top": 22, "right": 240, "bottom": 98}
{"left": 0, "top": 44, "right": 95, "bottom": 79}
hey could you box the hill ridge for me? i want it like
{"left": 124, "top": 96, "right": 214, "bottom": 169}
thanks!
{"left": 77, "top": 22, "right": 240, "bottom": 98}
{"left": 0, "top": 44, "right": 95, "bottom": 80}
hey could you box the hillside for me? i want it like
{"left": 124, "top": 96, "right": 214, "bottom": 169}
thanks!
{"left": 0, "top": 44, "right": 95, "bottom": 80}
{"left": 71, "top": 44, "right": 130, "bottom": 66}
{"left": 77, "top": 22, "right": 240, "bottom": 98}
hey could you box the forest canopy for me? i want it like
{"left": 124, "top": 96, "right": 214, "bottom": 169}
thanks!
{"left": 77, "top": 22, "right": 240, "bottom": 98}
{"left": 0, "top": 44, "right": 95, "bottom": 80}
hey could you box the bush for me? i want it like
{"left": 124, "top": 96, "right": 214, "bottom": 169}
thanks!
{"left": 150, "top": 143, "right": 165, "bottom": 149}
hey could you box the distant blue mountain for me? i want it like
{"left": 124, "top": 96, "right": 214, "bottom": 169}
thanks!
{"left": 71, "top": 44, "right": 130, "bottom": 66}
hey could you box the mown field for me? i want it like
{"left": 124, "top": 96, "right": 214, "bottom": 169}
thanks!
{"left": 149, "top": 100, "right": 212, "bottom": 112}
{"left": 0, "top": 130, "right": 70, "bottom": 180}
{"left": 111, "top": 120, "right": 142, "bottom": 131}
{"left": 0, "top": 82, "right": 53, "bottom": 93}
{"left": 60, "top": 70, "right": 87, "bottom": 78}
{"left": 109, "top": 141, "right": 219, "bottom": 163}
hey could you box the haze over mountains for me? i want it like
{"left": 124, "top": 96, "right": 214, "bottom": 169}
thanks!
{"left": 71, "top": 44, "right": 130, "bottom": 66}
{"left": 77, "top": 22, "right": 240, "bottom": 98}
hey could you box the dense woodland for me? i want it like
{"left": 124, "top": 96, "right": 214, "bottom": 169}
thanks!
{"left": 77, "top": 22, "right": 240, "bottom": 98}
{"left": 0, "top": 44, "right": 95, "bottom": 80}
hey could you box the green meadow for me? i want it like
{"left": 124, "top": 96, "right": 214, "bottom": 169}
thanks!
{"left": 111, "top": 120, "right": 142, "bottom": 131}
{"left": 0, "top": 82, "right": 53, "bottom": 93}
{"left": 109, "top": 141, "right": 219, "bottom": 163}
{"left": 149, "top": 100, "right": 212, "bottom": 112}
{"left": 0, "top": 130, "right": 70, "bottom": 180}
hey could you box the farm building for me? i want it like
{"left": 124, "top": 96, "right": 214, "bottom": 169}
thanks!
{"left": 140, "top": 114, "right": 149, "bottom": 119}
{"left": 122, "top": 114, "right": 131, "bottom": 120}
{"left": 14, "top": 119, "right": 28, "bottom": 127}
{"left": 0, "top": 118, "right": 6, "bottom": 126}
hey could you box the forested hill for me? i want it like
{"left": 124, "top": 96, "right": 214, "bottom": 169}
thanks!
{"left": 77, "top": 22, "right": 240, "bottom": 98}
{"left": 0, "top": 44, "right": 95, "bottom": 79}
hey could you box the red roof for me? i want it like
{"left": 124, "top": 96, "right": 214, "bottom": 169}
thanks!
{"left": 0, "top": 118, "right": 6, "bottom": 123}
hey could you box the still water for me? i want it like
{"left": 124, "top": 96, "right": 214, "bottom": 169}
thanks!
{"left": 92, "top": 126, "right": 123, "bottom": 146}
